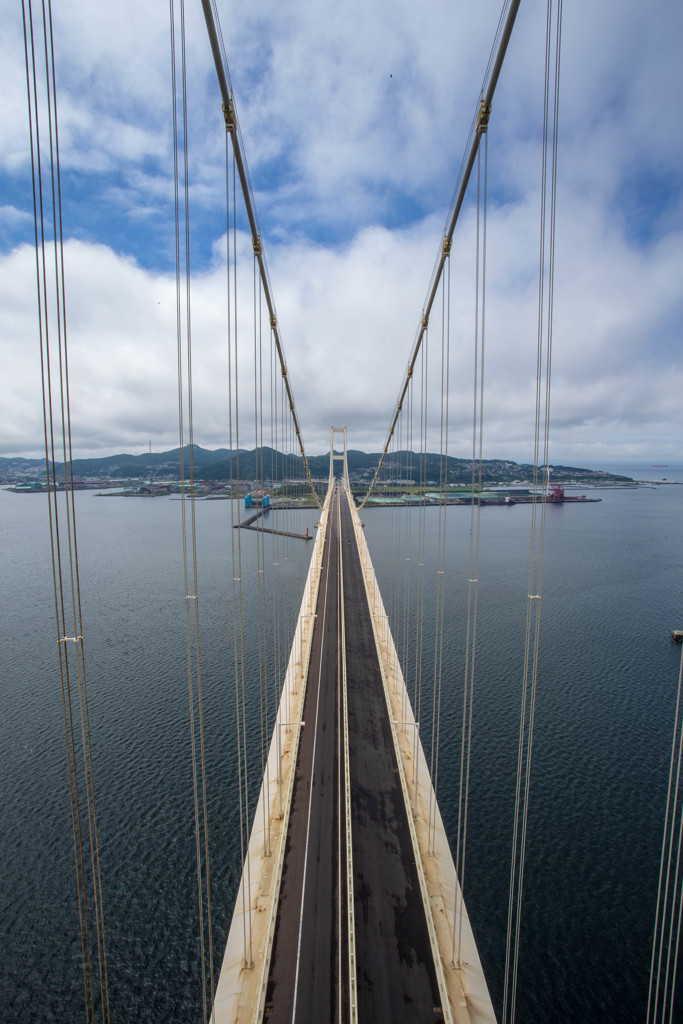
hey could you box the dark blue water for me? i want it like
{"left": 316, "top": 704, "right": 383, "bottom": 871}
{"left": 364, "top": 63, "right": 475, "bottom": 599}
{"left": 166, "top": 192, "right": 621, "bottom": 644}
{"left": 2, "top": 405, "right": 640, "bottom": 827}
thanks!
{"left": 1, "top": 479, "right": 682, "bottom": 1022}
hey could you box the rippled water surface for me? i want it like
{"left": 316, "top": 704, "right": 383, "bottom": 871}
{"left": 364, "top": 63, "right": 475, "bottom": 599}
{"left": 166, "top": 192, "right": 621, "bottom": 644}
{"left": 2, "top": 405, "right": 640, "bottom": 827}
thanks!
{"left": 1, "top": 477, "right": 682, "bottom": 1022}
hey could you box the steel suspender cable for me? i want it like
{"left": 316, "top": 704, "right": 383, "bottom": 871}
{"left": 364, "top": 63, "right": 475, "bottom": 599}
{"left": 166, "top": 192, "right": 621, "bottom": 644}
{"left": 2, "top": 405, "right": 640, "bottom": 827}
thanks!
{"left": 169, "top": 0, "right": 215, "bottom": 1014}
{"left": 254, "top": 258, "right": 268, "bottom": 856}
{"left": 22, "top": 1, "right": 110, "bottom": 1018}
{"left": 400, "top": 384, "right": 413, "bottom": 742}
{"left": 502, "top": 2, "right": 562, "bottom": 1020}
{"left": 428, "top": 266, "right": 450, "bottom": 856}
{"left": 648, "top": 644, "right": 683, "bottom": 1022}
{"left": 412, "top": 340, "right": 427, "bottom": 800}
{"left": 453, "top": 134, "right": 488, "bottom": 966}
{"left": 224, "top": 136, "right": 254, "bottom": 971}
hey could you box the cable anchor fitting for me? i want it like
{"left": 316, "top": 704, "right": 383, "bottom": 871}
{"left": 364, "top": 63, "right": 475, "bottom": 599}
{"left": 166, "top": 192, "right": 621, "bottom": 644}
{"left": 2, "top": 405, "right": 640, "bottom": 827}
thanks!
{"left": 253, "top": 235, "right": 262, "bottom": 256}
{"left": 59, "top": 635, "right": 83, "bottom": 644}
{"left": 477, "top": 98, "right": 492, "bottom": 134}
{"left": 270, "top": 314, "right": 277, "bottom": 329}
{"left": 421, "top": 315, "right": 429, "bottom": 330}
{"left": 442, "top": 236, "right": 451, "bottom": 256}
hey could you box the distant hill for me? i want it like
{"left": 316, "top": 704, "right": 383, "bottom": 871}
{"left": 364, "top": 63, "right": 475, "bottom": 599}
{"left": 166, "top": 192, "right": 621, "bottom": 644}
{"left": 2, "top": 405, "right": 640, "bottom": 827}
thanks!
{"left": 0, "top": 445, "right": 633, "bottom": 486}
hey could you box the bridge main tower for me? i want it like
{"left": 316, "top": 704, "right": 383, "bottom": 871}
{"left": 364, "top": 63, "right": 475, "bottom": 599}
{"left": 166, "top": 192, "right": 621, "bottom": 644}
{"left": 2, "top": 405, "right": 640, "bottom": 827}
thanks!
{"left": 329, "top": 425, "right": 349, "bottom": 489}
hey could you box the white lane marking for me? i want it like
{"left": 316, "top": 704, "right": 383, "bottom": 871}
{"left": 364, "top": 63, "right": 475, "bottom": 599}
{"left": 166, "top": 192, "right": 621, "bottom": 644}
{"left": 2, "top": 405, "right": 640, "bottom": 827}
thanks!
{"left": 339, "top": 489, "right": 358, "bottom": 1021}
{"left": 291, "top": 492, "right": 335, "bottom": 1023}
{"left": 336, "top": 487, "right": 344, "bottom": 1023}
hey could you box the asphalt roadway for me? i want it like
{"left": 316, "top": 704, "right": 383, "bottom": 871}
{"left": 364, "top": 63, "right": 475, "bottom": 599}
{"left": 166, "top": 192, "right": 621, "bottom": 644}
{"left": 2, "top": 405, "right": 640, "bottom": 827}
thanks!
{"left": 264, "top": 483, "right": 444, "bottom": 1022}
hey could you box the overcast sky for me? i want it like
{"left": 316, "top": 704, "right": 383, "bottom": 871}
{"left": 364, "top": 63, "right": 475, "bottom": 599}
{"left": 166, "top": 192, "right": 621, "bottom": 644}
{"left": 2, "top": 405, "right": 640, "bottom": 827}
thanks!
{"left": 2, "top": 0, "right": 682, "bottom": 466}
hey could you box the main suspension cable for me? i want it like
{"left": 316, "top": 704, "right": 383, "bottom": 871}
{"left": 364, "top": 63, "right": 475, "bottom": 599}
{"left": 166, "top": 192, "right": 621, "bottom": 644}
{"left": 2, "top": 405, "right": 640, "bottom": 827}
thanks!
{"left": 357, "top": 0, "right": 521, "bottom": 509}
{"left": 199, "top": 0, "right": 321, "bottom": 509}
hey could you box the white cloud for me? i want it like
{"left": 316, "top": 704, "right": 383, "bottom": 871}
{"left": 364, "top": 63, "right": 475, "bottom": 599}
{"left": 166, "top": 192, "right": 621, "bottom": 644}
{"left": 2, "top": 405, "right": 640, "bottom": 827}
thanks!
{"left": 3, "top": 174, "right": 682, "bottom": 464}
{"left": 0, "top": 204, "right": 31, "bottom": 226}
{"left": 1, "top": 0, "right": 682, "bottom": 465}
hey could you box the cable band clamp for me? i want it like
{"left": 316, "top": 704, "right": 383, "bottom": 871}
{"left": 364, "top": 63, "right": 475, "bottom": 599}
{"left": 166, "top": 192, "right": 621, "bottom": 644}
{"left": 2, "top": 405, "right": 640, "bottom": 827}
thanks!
{"left": 222, "top": 98, "right": 236, "bottom": 133}
{"left": 477, "top": 98, "right": 491, "bottom": 134}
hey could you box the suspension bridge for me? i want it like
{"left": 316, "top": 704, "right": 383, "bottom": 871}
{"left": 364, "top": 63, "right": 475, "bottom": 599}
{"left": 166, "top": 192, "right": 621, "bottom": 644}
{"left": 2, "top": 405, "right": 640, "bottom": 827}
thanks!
{"left": 212, "top": 445, "right": 493, "bottom": 1023}
{"left": 15, "top": 0, "right": 683, "bottom": 1021}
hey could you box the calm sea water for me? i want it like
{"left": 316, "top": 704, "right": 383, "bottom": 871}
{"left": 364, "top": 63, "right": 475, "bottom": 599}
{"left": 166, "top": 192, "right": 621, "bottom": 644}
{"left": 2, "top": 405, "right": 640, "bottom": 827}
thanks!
{"left": 1, "top": 476, "right": 682, "bottom": 1022}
